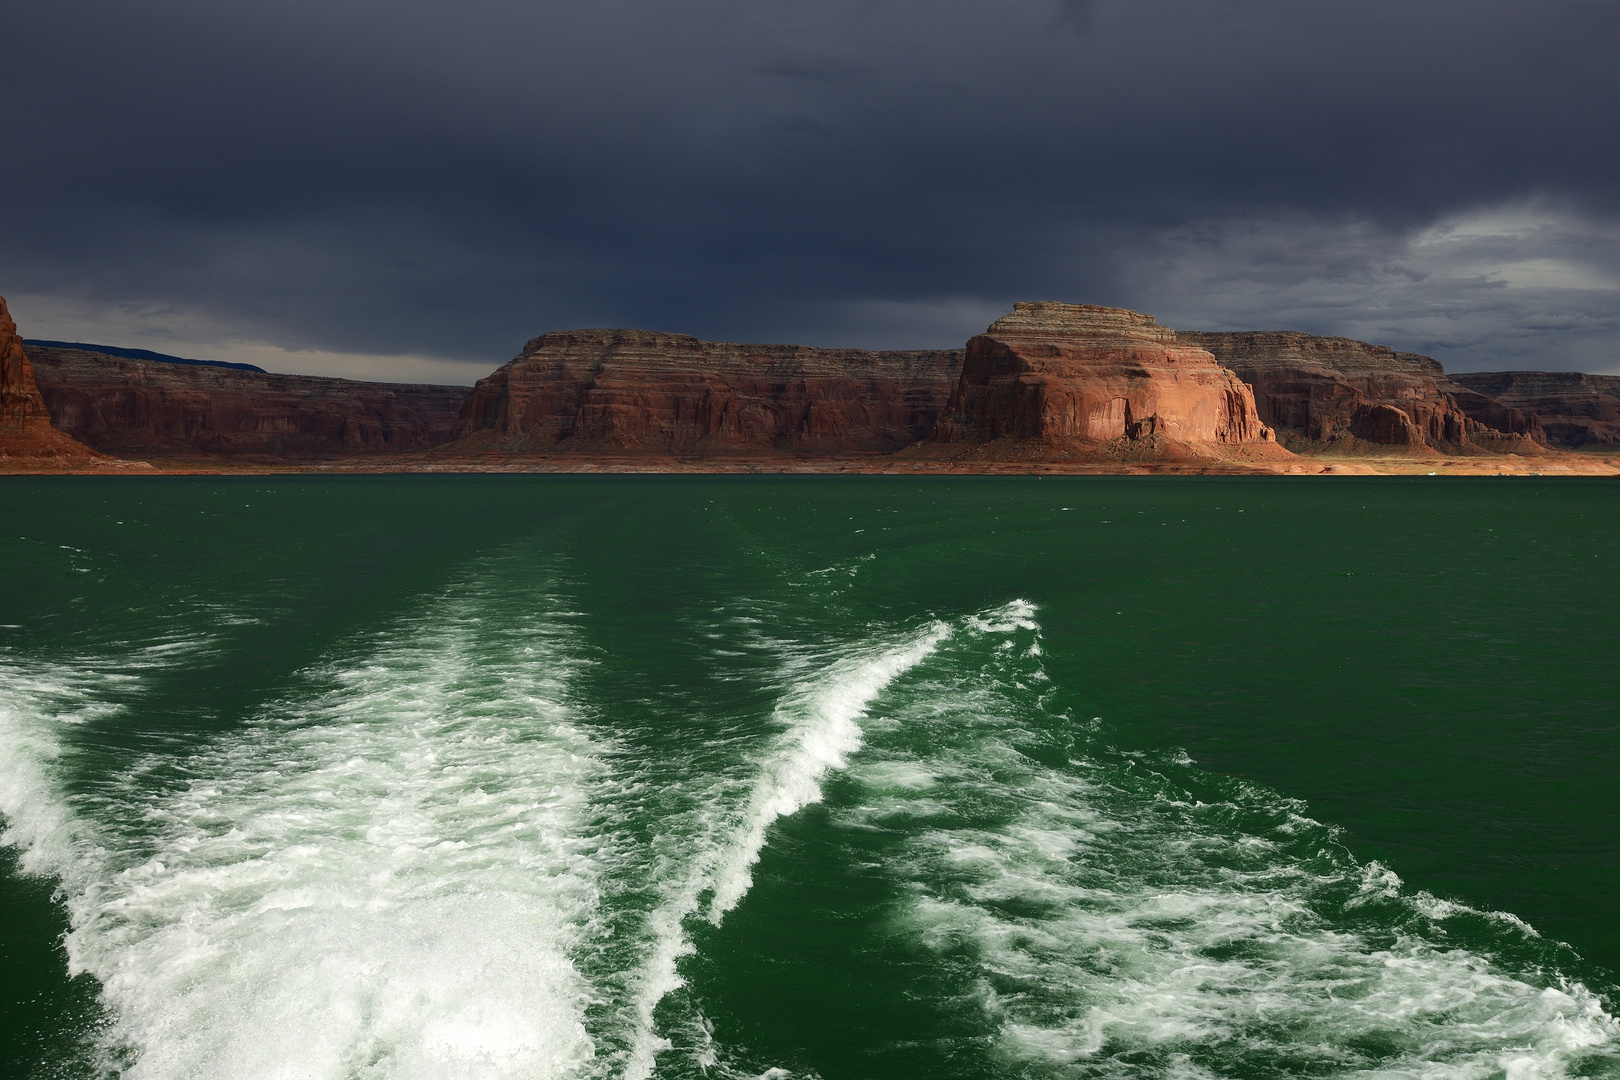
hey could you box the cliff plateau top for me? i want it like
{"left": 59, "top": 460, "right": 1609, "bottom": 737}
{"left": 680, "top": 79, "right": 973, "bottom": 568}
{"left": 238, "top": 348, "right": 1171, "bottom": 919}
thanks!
{"left": 516, "top": 327, "right": 961, "bottom": 364}
{"left": 982, "top": 302, "right": 1179, "bottom": 346}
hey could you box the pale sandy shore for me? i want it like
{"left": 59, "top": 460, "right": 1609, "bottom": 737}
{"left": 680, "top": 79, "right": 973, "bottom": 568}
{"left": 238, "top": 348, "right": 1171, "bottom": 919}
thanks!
{"left": 4, "top": 448, "right": 1619, "bottom": 477}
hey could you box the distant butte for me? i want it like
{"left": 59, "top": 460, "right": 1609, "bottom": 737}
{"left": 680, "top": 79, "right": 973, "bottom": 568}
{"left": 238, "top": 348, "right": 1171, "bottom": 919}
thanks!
{"left": 910, "top": 302, "right": 1285, "bottom": 467}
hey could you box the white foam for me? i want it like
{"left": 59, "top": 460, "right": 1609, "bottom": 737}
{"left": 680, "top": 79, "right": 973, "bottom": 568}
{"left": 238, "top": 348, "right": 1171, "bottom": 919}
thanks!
{"left": 0, "top": 634, "right": 212, "bottom": 887}
{"left": 841, "top": 603, "right": 1620, "bottom": 1079}
{"left": 705, "top": 626, "right": 949, "bottom": 921}
{"left": 617, "top": 620, "right": 950, "bottom": 1080}
{"left": 0, "top": 658, "right": 122, "bottom": 886}
{"left": 5, "top": 584, "right": 613, "bottom": 1080}
{"left": 13, "top": 590, "right": 1612, "bottom": 1079}
{"left": 4, "top": 588, "right": 951, "bottom": 1080}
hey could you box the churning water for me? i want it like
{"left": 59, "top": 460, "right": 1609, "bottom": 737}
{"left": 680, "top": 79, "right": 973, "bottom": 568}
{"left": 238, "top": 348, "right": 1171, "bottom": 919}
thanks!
{"left": 2, "top": 476, "right": 1617, "bottom": 1079}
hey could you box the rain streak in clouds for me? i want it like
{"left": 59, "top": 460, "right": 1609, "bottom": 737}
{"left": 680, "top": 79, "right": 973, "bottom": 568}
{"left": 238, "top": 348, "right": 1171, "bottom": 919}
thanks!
{"left": 1, "top": 0, "right": 1617, "bottom": 380}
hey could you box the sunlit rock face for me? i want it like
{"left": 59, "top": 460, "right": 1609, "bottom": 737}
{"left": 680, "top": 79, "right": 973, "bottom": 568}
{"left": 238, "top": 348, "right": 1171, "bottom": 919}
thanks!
{"left": 929, "top": 302, "right": 1275, "bottom": 452}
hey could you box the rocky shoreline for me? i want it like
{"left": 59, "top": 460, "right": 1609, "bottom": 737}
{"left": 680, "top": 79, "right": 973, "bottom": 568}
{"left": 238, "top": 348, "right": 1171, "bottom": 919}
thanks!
{"left": 4, "top": 295, "right": 1617, "bottom": 476}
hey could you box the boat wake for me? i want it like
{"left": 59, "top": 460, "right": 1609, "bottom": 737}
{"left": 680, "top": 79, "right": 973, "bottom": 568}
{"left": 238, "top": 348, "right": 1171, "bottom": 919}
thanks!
{"left": 2, "top": 586, "right": 1616, "bottom": 1080}
{"left": 824, "top": 601, "right": 1620, "bottom": 1079}
{"left": 613, "top": 620, "right": 950, "bottom": 1080}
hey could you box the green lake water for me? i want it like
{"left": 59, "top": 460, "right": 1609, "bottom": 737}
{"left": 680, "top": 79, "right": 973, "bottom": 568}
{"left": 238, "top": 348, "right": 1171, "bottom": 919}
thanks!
{"left": 1, "top": 475, "right": 1616, "bottom": 1079}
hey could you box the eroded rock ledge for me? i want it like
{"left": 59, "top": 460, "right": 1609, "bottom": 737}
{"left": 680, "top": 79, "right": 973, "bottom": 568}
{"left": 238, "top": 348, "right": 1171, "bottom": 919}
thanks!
{"left": 1181, "top": 331, "right": 1544, "bottom": 453}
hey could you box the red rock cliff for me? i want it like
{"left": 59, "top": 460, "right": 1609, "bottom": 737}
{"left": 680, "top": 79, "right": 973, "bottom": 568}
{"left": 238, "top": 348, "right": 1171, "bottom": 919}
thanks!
{"left": 1181, "top": 331, "right": 1544, "bottom": 452}
{"left": 0, "top": 297, "right": 100, "bottom": 462}
{"left": 28, "top": 345, "right": 470, "bottom": 460}
{"left": 448, "top": 329, "right": 963, "bottom": 455}
{"left": 1451, "top": 371, "right": 1620, "bottom": 449}
{"left": 925, "top": 303, "right": 1276, "bottom": 458}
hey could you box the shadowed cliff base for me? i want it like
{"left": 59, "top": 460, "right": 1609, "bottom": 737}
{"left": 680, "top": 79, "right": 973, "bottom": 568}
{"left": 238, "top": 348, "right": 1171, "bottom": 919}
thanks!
{"left": 316, "top": 447, "right": 1620, "bottom": 477}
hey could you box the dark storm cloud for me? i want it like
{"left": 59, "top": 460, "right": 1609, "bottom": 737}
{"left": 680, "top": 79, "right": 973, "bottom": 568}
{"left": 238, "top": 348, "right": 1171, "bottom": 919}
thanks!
{"left": 2, "top": 0, "right": 1617, "bottom": 377}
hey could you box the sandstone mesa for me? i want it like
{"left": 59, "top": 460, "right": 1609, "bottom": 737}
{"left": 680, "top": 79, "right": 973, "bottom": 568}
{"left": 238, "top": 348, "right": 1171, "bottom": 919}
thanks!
{"left": 913, "top": 303, "right": 1281, "bottom": 467}
{"left": 2, "top": 294, "right": 1616, "bottom": 476}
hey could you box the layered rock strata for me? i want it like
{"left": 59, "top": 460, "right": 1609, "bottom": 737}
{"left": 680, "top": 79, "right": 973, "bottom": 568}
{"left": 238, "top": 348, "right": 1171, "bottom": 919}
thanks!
{"left": 1181, "top": 331, "right": 1543, "bottom": 452}
{"left": 0, "top": 297, "right": 100, "bottom": 462}
{"left": 923, "top": 303, "right": 1277, "bottom": 459}
{"left": 1451, "top": 371, "right": 1620, "bottom": 449}
{"left": 28, "top": 345, "right": 470, "bottom": 459}
{"left": 448, "top": 329, "right": 963, "bottom": 455}
{"left": 14, "top": 295, "right": 1602, "bottom": 472}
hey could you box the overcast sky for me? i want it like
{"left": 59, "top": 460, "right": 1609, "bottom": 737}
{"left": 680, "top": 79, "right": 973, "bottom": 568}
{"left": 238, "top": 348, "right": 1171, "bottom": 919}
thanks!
{"left": 3, "top": 0, "right": 1617, "bottom": 382}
